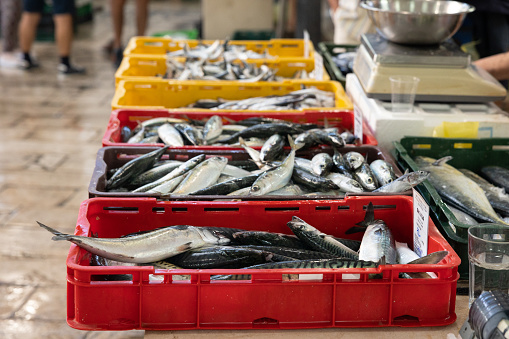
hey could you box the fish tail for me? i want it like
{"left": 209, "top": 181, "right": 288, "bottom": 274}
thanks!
{"left": 288, "top": 135, "right": 305, "bottom": 151}
{"left": 37, "top": 221, "right": 72, "bottom": 241}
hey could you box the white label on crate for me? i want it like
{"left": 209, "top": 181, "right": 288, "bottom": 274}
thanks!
{"left": 413, "top": 188, "right": 429, "bottom": 257}
{"left": 298, "top": 274, "right": 323, "bottom": 281}
{"left": 304, "top": 30, "right": 310, "bottom": 58}
{"left": 354, "top": 104, "right": 363, "bottom": 143}
{"left": 314, "top": 52, "right": 324, "bottom": 80}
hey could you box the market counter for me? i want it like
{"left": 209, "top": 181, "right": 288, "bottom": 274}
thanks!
{"left": 145, "top": 295, "right": 468, "bottom": 339}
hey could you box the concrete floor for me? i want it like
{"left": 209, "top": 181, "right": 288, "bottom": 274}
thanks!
{"left": 0, "top": 1, "right": 200, "bottom": 338}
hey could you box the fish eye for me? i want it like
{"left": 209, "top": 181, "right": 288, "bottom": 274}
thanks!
{"left": 251, "top": 185, "right": 260, "bottom": 192}
{"left": 367, "top": 178, "right": 373, "bottom": 183}
{"left": 387, "top": 179, "right": 393, "bottom": 183}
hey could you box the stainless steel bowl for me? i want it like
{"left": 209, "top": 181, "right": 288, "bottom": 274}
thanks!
{"left": 360, "top": 0, "right": 475, "bottom": 45}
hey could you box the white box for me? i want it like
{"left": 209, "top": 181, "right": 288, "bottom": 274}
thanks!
{"left": 346, "top": 73, "right": 509, "bottom": 154}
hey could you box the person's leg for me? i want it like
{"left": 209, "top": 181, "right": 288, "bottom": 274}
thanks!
{"left": 1, "top": 0, "right": 22, "bottom": 53}
{"left": 135, "top": 0, "right": 149, "bottom": 36}
{"left": 111, "top": 0, "right": 126, "bottom": 50}
{"left": 18, "top": 2, "right": 42, "bottom": 69}
{"left": 53, "top": 0, "right": 85, "bottom": 74}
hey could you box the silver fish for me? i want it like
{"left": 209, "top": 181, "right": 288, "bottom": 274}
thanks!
{"left": 344, "top": 152, "right": 365, "bottom": 171}
{"left": 414, "top": 156, "right": 508, "bottom": 225}
{"left": 373, "top": 171, "right": 430, "bottom": 193}
{"left": 249, "top": 136, "right": 297, "bottom": 195}
{"left": 146, "top": 174, "right": 186, "bottom": 195}
{"left": 239, "top": 136, "right": 263, "bottom": 169}
{"left": 172, "top": 156, "right": 228, "bottom": 194}
{"left": 38, "top": 222, "right": 230, "bottom": 264}
{"left": 353, "top": 162, "right": 378, "bottom": 191}
{"left": 158, "top": 123, "right": 184, "bottom": 146}
{"left": 203, "top": 115, "right": 223, "bottom": 144}
{"left": 370, "top": 160, "right": 396, "bottom": 187}
{"left": 260, "top": 134, "right": 285, "bottom": 163}
{"left": 326, "top": 173, "right": 364, "bottom": 193}
{"left": 446, "top": 204, "right": 478, "bottom": 226}
{"left": 311, "top": 153, "right": 333, "bottom": 176}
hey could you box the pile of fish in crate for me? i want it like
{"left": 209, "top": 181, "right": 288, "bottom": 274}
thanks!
{"left": 42, "top": 37, "right": 461, "bottom": 331}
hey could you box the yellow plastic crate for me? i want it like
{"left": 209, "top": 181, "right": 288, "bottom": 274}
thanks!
{"left": 114, "top": 54, "right": 330, "bottom": 87}
{"left": 123, "top": 37, "right": 316, "bottom": 71}
{"left": 111, "top": 79, "right": 353, "bottom": 112}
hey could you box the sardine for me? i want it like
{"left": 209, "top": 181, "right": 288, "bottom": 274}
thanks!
{"left": 353, "top": 162, "right": 379, "bottom": 191}
{"left": 172, "top": 156, "right": 228, "bottom": 194}
{"left": 202, "top": 115, "right": 223, "bottom": 144}
{"left": 326, "top": 173, "right": 364, "bottom": 193}
{"left": 370, "top": 160, "right": 396, "bottom": 187}
{"left": 344, "top": 152, "right": 365, "bottom": 171}
{"left": 311, "top": 153, "right": 333, "bottom": 176}
{"left": 221, "top": 123, "right": 303, "bottom": 144}
{"left": 373, "top": 171, "right": 430, "bottom": 193}
{"left": 260, "top": 134, "right": 285, "bottom": 163}
{"left": 128, "top": 160, "right": 183, "bottom": 188}
{"left": 332, "top": 149, "right": 354, "bottom": 178}
{"left": 189, "top": 173, "right": 261, "bottom": 195}
{"left": 158, "top": 123, "right": 184, "bottom": 146}
{"left": 38, "top": 222, "right": 230, "bottom": 264}
{"left": 292, "top": 167, "right": 339, "bottom": 192}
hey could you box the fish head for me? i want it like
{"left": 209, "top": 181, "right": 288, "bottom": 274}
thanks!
{"left": 345, "top": 179, "right": 365, "bottom": 193}
{"left": 344, "top": 152, "right": 364, "bottom": 170}
{"left": 355, "top": 170, "right": 377, "bottom": 191}
{"left": 287, "top": 216, "right": 314, "bottom": 233}
{"left": 407, "top": 171, "right": 430, "bottom": 185}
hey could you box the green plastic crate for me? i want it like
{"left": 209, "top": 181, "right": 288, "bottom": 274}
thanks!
{"left": 152, "top": 29, "right": 199, "bottom": 40}
{"left": 318, "top": 42, "right": 357, "bottom": 86}
{"left": 393, "top": 136, "right": 509, "bottom": 279}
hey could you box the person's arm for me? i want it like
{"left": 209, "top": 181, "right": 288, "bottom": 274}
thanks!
{"left": 474, "top": 51, "right": 509, "bottom": 81}
{"left": 327, "top": 0, "right": 339, "bottom": 12}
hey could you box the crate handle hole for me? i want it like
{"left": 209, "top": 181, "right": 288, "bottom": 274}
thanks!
{"left": 204, "top": 208, "right": 239, "bottom": 212}
{"left": 91, "top": 274, "right": 133, "bottom": 281}
{"left": 103, "top": 207, "right": 139, "bottom": 213}
{"left": 172, "top": 207, "right": 188, "bottom": 212}
{"left": 152, "top": 207, "right": 165, "bottom": 213}
{"left": 393, "top": 315, "right": 420, "bottom": 324}
{"left": 265, "top": 207, "right": 299, "bottom": 212}
{"left": 252, "top": 317, "right": 279, "bottom": 327}
{"left": 315, "top": 206, "right": 331, "bottom": 211}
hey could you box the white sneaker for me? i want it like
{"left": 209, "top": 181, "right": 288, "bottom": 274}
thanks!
{"left": 0, "top": 52, "right": 24, "bottom": 69}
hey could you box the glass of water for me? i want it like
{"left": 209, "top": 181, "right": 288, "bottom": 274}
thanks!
{"left": 468, "top": 224, "right": 509, "bottom": 307}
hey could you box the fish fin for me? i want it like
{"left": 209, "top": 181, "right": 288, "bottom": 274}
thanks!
{"left": 432, "top": 156, "right": 453, "bottom": 166}
{"left": 356, "top": 202, "right": 375, "bottom": 227}
{"left": 177, "top": 242, "right": 193, "bottom": 252}
{"left": 404, "top": 168, "right": 409, "bottom": 175}
{"left": 407, "top": 251, "right": 448, "bottom": 265}
{"left": 344, "top": 226, "right": 367, "bottom": 234}
{"left": 223, "top": 116, "right": 236, "bottom": 124}
{"left": 288, "top": 135, "right": 305, "bottom": 151}
{"left": 37, "top": 221, "right": 71, "bottom": 241}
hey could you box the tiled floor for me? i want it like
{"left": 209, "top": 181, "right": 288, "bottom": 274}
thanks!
{"left": 0, "top": 1, "right": 200, "bottom": 338}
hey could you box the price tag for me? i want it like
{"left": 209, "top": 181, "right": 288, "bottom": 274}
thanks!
{"left": 314, "top": 52, "right": 324, "bottom": 80}
{"left": 413, "top": 188, "right": 429, "bottom": 257}
{"left": 304, "top": 30, "right": 310, "bottom": 58}
{"left": 354, "top": 104, "right": 363, "bottom": 144}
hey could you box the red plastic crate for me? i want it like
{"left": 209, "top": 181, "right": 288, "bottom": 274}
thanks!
{"left": 89, "top": 145, "right": 402, "bottom": 199}
{"left": 102, "top": 109, "right": 378, "bottom": 148}
{"left": 66, "top": 196, "right": 460, "bottom": 330}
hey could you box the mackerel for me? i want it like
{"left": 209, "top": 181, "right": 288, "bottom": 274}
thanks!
{"left": 172, "top": 156, "right": 228, "bottom": 194}
{"left": 157, "top": 123, "right": 184, "bottom": 146}
{"left": 373, "top": 171, "right": 429, "bottom": 193}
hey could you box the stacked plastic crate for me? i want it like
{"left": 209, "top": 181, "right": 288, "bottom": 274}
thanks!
{"left": 65, "top": 37, "right": 461, "bottom": 331}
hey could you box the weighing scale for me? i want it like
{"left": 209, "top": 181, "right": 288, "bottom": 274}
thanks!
{"left": 353, "top": 34, "right": 507, "bottom": 103}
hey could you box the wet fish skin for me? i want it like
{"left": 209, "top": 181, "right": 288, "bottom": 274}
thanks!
{"left": 128, "top": 160, "right": 183, "bottom": 188}
{"left": 172, "top": 156, "right": 228, "bottom": 194}
{"left": 236, "top": 245, "right": 342, "bottom": 260}
{"left": 446, "top": 204, "right": 479, "bottom": 226}
{"left": 121, "top": 126, "right": 133, "bottom": 143}
{"left": 358, "top": 220, "right": 397, "bottom": 264}
{"left": 203, "top": 115, "right": 223, "bottom": 144}
{"left": 233, "top": 231, "right": 308, "bottom": 249}
{"left": 188, "top": 173, "right": 261, "bottom": 195}
{"left": 174, "top": 123, "right": 203, "bottom": 145}
{"left": 238, "top": 136, "right": 263, "bottom": 169}
{"left": 241, "top": 258, "right": 377, "bottom": 270}
{"left": 370, "top": 160, "right": 396, "bottom": 187}
{"left": 260, "top": 134, "right": 285, "bottom": 163}
{"left": 326, "top": 173, "right": 364, "bottom": 193}
{"left": 222, "top": 123, "right": 304, "bottom": 144}
{"left": 311, "top": 153, "right": 333, "bottom": 176}
{"left": 106, "top": 146, "right": 169, "bottom": 190}
{"left": 146, "top": 174, "right": 185, "bottom": 194}
{"left": 292, "top": 167, "right": 340, "bottom": 192}
{"left": 344, "top": 152, "right": 365, "bottom": 171}
{"left": 132, "top": 154, "right": 206, "bottom": 192}
{"left": 168, "top": 246, "right": 277, "bottom": 269}
{"left": 38, "top": 222, "right": 230, "bottom": 264}
{"left": 480, "top": 166, "right": 509, "bottom": 192}
{"left": 414, "top": 156, "right": 508, "bottom": 225}
{"left": 158, "top": 123, "right": 184, "bottom": 146}
{"left": 332, "top": 149, "right": 354, "bottom": 178}
{"left": 353, "top": 162, "right": 379, "bottom": 191}
{"left": 373, "top": 171, "right": 430, "bottom": 193}
{"left": 287, "top": 216, "right": 359, "bottom": 259}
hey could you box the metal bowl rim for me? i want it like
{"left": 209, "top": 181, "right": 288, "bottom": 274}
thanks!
{"left": 360, "top": 0, "right": 475, "bottom": 15}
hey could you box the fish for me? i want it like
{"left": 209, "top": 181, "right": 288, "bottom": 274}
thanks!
{"left": 238, "top": 137, "right": 263, "bottom": 169}
{"left": 132, "top": 154, "right": 206, "bottom": 192}
{"left": 326, "top": 173, "right": 364, "bottom": 193}
{"left": 292, "top": 167, "right": 339, "bottom": 192}
{"left": 414, "top": 156, "right": 508, "bottom": 225}
{"left": 260, "top": 134, "right": 285, "bottom": 163}
{"left": 105, "top": 147, "right": 169, "bottom": 190}
{"left": 38, "top": 222, "right": 231, "bottom": 264}
{"left": 353, "top": 162, "right": 379, "bottom": 191}
{"left": 249, "top": 136, "right": 297, "bottom": 195}
{"left": 173, "top": 123, "right": 203, "bottom": 146}
{"left": 232, "top": 231, "right": 308, "bottom": 249}
{"left": 121, "top": 126, "right": 133, "bottom": 143}
{"left": 172, "top": 157, "right": 228, "bottom": 194}
{"left": 221, "top": 123, "right": 304, "bottom": 144}
{"left": 128, "top": 160, "right": 183, "bottom": 188}
{"left": 311, "top": 153, "right": 333, "bottom": 176}
{"left": 157, "top": 123, "right": 184, "bottom": 146}
{"left": 446, "top": 204, "right": 478, "bottom": 226}
{"left": 460, "top": 168, "right": 509, "bottom": 217}
{"left": 344, "top": 152, "right": 365, "bottom": 171}
{"left": 202, "top": 115, "right": 223, "bottom": 144}
{"left": 480, "top": 166, "right": 509, "bottom": 192}
{"left": 146, "top": 174, "right": 186, "bottom": 195}
{"left": 188, "top": 173, "right": 261, "bottom": 195}
{"left": 287, "top": 216, "right": 359, "bottom": 259}
{"left": 167, "top": 246, "right": 278, "bottom": 269}
{"left": 332, "top": 148, "right": 354, "bottom": 178}
{"left": 236, "top": 245, "right": 342, "bottom": 260}
{"left": 369, "top": 160, "right": 397, "bottom": 187}
{"left": 267, "top": 184, "right": 306, "bottom": 196}
{"left": 373, "top": 171, "right": 430, "bottom": 193}
{"left": 356, "top": 208, "right": 397, "bottom": 265}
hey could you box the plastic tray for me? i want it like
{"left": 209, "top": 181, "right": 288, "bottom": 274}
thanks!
{"left": 111, "top": 79, "right": 353, "bottom": 112}
{"left": 89, "top": 145, "right": 402, "bottom": 199}
{"left": 123, "top": 37, "right": 315, "bottom": 65}
{"left": 393, "top": 136, "right": 509, "bottom": 279}
{"left": 114, "top": 54, "right": 330, "bottom": 87}
{"left": 66, "top": 196, "right": 460, "bottom": 330}
{"left": 318, "top": 42, "right": 358, "bottom": 86}
{"left": 102, "top": 109, "right": 378, "bottom": 147}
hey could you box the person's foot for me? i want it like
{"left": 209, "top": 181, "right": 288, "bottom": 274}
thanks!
{"left": 18, "top": 58, "right": 40, "bottom": 70}
{"left": 0, "top": 52, "right": 25, "bottom": 69}
{"left": 113, "top": 47, "right": 123, "bottom": 68}
{"left": 57, "top": 63, "right": 86, "bottom": 75}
